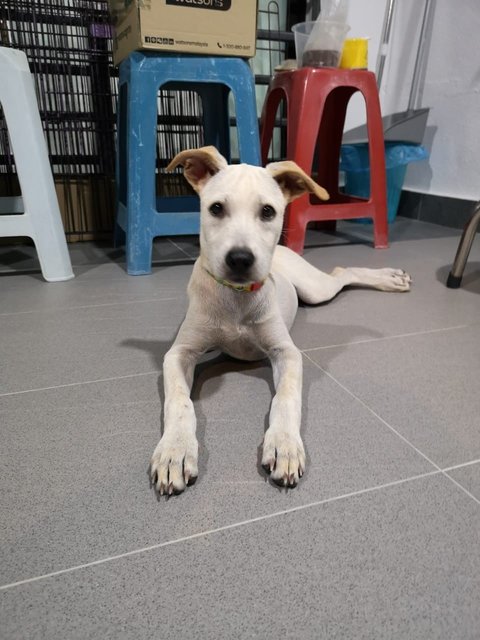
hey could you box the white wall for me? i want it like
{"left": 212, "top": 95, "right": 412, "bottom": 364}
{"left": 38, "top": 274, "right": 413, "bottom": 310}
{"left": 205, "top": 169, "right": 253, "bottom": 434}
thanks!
{"left": 345, "top": 0, "right": 480, "bottom": 200}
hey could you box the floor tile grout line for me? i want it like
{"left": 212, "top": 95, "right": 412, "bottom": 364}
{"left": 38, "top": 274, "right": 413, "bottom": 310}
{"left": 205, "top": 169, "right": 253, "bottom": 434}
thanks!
{"left": 302, "top": 324, "right": 470, "bottom": 353}
{"left": 441, "top": 472, "right": 480, "bottom": 505}
{"left": 0, "top": 296, "right": 183, "bottom": 318}
{"left": 168, "top": 238, "right": 198, "bottom": 260}
{"left": 0, "top": 469, "right": 441, "bottom": 592}
{"left": 443, "top": 458, "right": 480, "bottom": 472}
{"left": 304, "top": 354, "right": 480, "bottom": 506}
{"left": 303, "top": 353, "right": 442, "bottom": 472}
{"left": 1, "top": 321, "right": 472, "bottom": 396}
{"left": 0, "top": 370, "right": 162, "bottom": 398}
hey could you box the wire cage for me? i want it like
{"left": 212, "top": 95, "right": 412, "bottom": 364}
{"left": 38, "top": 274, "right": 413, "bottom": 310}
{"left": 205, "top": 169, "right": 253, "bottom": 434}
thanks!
{"left": 0, "top": 0, "right": 116, "bottom": 241}
{"left": 0, "top": 0, "right": 304, "bottom": 241}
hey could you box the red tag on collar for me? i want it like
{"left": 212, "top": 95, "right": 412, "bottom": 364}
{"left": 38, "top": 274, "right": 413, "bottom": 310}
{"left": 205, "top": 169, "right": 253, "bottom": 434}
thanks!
{"left": 249, "top": 281, "right": 264, "bottom": 292}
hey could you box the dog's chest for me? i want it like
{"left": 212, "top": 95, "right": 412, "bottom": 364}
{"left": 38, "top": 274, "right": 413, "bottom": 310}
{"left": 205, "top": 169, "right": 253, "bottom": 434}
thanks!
{"left": 217, "top": 321, "right": 265, "bottom": 361}
{"left": 210, "top": 297, "right": 267, "bottom": 361}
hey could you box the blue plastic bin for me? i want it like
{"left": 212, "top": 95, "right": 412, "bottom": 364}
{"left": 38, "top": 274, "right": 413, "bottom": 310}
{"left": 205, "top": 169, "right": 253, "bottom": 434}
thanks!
{"left": 340, "top": 143, "right": 429, "bottom": 223}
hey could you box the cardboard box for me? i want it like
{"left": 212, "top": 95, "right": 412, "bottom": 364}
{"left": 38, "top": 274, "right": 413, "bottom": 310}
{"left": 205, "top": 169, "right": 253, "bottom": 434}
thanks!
{"left": 109, "top": 0, "right": 258, "bottom": 66}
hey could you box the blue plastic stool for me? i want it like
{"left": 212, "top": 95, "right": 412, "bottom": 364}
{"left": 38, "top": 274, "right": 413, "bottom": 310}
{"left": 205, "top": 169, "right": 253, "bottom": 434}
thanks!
{"left": 115, "top": 52, "right": 261, "bottom": 275}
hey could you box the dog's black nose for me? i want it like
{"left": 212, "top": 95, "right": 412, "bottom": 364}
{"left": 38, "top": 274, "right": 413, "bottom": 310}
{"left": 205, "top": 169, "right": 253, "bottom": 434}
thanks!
{"left": 225, "top": 248, "right": 255, "bottom": 274}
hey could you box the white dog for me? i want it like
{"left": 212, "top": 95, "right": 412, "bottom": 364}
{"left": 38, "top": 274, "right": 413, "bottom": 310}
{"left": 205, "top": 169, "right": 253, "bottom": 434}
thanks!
{"left": 150, "top": 146, "right": 411, "bottom": 494}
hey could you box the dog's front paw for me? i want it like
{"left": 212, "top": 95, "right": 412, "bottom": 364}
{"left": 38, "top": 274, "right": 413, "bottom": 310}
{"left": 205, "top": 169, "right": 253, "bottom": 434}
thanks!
{"left": 150, "top": 431, "right": 198, "bottom": 496}
{"left": 262, "top": 429, "right": 305, "bottom": 488}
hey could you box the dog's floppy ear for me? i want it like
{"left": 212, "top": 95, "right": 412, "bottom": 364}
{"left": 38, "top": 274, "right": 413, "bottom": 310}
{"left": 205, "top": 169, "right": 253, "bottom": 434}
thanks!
{"left": 266, "top": 161, "right": 330, "bottom": 203}
{"left": 166, "top": 146, "right": 228, "bottom": 193}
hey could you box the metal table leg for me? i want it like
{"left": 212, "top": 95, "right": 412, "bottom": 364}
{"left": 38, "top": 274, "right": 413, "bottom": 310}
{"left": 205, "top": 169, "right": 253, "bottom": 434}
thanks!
{"left": 446, "top": 201, "right": 480, "bottom": 288}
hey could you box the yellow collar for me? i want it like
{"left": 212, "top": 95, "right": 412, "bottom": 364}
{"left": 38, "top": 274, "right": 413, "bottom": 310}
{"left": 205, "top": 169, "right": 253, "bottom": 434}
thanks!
{"left": 204, "top": 268, "right": 266, "bottom": 292}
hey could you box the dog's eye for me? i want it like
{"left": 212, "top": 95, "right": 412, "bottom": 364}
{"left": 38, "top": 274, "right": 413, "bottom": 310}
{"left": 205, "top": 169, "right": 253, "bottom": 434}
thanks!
{"left": 261, "top": 205, "right": 276, "bottom": 221}
{"left": 209, "top": 202, "right": 224, "bottom": 217}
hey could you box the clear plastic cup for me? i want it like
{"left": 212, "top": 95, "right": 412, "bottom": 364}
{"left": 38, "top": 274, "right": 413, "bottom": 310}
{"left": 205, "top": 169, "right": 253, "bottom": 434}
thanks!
{"left": 292, "top": 20, "right": 351, "bottom": 68}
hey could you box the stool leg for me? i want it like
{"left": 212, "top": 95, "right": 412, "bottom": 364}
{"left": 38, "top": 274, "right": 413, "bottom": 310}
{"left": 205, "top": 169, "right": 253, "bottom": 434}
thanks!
{"left": 126, "top": 226, "right": 153, "bottom": 276}
{"left": 282, "top": 81, "right": 325, "bottom": 254}
{"left": 259, "top": 87, "right": 284, "bottom": 165}
{"left": 227, "top": 62, "right": 261, "bottom": 165}
{"left": 373, "top": 215, "right": 389, "bottom": 249}
{"left": 317, "top": 87, "right": 354, "bottom": 195}
{"left": 365, "top": 89, "right": 388, "bottom": 248}
{"left": 283, "top": 197, "right": 309, "bottom": 254}
{"left": 200, "top": 84, "right": 231, "bottom": 160}
{"left": 114, "top": 80, "right": 128, "bottom": 248}
{"left": 125, "top": 78, "right": 157, "bottom": 275}
{"left": 447, "top": 202, "right": 480, "bottom": 288}
{"left": 0, "top": 49, "right": 74, "bottom": 281}
{"left": 310, "top": 87, "right": 356, "bottom": 237}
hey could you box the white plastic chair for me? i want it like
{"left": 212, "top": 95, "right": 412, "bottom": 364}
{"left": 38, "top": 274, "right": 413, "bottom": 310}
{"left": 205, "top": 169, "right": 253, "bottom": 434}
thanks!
{"left": 0, "top": 47, "right": 74, "bottom": 282}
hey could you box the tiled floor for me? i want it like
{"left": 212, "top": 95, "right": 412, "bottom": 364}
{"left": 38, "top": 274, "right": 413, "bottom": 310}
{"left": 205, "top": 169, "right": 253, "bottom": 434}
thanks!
{"left": 1, "top": 218, "right": 479, "bottom": 639}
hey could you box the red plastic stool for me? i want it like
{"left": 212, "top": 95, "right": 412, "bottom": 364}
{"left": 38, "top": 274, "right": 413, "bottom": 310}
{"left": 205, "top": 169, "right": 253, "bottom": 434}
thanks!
{"left": 260, "top": 67, "right": 388, "bottom": 253}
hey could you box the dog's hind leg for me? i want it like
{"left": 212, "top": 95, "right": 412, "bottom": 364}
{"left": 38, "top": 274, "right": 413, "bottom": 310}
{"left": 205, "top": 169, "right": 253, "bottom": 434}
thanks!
{"left": 295, "top": 264, "right": 412, "bottom": 302}
{"left": 272, "top": 245, "right": 411, "bottom": 304}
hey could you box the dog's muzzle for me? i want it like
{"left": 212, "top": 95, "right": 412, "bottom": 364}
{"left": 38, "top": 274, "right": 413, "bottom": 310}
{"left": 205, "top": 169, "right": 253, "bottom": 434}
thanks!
{"left": 225, "top": 247, "right": 255, "bottom": 282}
